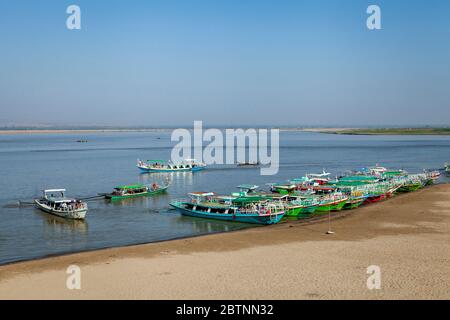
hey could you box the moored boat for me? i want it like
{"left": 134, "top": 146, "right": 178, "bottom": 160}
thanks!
{"left": 105, "top": 183, "right": 169, "bottom": 200}
{"left": 270, "top": 183, "right": 297, "bottom": 195}
{"left": 170, "top": 192, "right": 285, "bottom": 225}
{"left": 314, "top": 193, "right": 348, "bottom": 212}
{"left": 34, "top": 189, "right": 87, "bottom": 220}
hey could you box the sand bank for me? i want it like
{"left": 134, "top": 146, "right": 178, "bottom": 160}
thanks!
{"left": 0, "top": 184, "right": 449, "bottom": 299}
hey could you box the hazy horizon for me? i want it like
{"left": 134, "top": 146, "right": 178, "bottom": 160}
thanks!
{"left": 1, "top": 0, "right": 449, "bottom": 127}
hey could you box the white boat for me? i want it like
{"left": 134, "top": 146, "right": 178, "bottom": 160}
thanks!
{"left": 137, "top": 159, "right": 207, "bottom": 173}
{"left": 306, "top": 170, "right": 331, "bottom": 185}
{"left": 34, "top": 189, "right": 88, "bottom": 220}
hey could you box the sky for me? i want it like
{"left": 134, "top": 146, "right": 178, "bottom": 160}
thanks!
{"left": 0, "top": 0, "right": 449, "bottom": 127}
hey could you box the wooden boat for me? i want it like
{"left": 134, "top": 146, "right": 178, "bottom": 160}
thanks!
{"left": 105, "top": 183, "right": 168, "bottom": 200}
{"left": 34, "top": 189, "right": 87, "bottom": 220}
{"left": 285, "top": 197, "right": 319, "bottom": 217}
{"left": 270, "top": 183, "right": 297, "bottom": 195}
{"left": 397, "top": 182, "right": 422, "bottom": 193}
{"left": 137, "top": 159, "right": 206, "bottom": 173}
{"left": 315, "top": 194, "right": 348, "bottom": 212}
{"left": 170, "top": 192, "right": 285, "bottom": 225}
{"left": 364, "top": 193, "right": 386, "bottom": 204}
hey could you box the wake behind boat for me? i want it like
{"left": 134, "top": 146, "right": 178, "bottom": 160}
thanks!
{"left": 137, "top": 159, "right": 206, "bottom": 173}
{"left": 34, "top": 189, "right": 87, "bottom": 220}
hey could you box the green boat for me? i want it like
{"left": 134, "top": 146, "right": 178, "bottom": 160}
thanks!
{"left": 285, "top": 198, "right": 318, "bottom": 217}
{"left": 314, "top": 195, "right": 348, "bottom": 212}
{"left": 285, "top": 203, "right": 303, "bottom": 217}
{"left": 396, "top": 183, "right": 422, "bottom": 193}
{"left": 105, "top": 183, "right": 169, "bottom": 200}
{"left": 343, "top": 195, "right": 368, "bottom": 209}
{"left": 270, "top": 183, "right": 297, "bottom": 195}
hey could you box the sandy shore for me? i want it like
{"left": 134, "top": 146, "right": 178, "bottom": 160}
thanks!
{"left": 1, "top": 184, "right": 449, "bottom": 299}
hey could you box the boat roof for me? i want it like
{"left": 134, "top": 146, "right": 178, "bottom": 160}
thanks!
{"left": 114, "top": 184, "right": 146, "bottom": 190}
{"left": 291, "top": 177, "right": 310, "bottom": 183}
{"left": 188, "top": 192, "right": 215, "bottom": 197}
{"left": 236, "top": 184, "right": 259, "bottom": 190}
{"left": 44, "top": 189, "right": 66, "bottom": 193}
{"left": 307, "top": 171, "right": 330, "bottom": 177}
{"left": 146, "top": 159, "right": 167, "bottom": 163}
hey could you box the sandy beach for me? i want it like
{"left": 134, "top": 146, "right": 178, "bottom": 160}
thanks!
{"left": 0, "top": 184, "right": 449, "bottom": 300}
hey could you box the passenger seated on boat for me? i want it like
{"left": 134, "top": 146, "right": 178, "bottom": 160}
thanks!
{"left": 151, "top": 183, "right": 159, "bottom": 191}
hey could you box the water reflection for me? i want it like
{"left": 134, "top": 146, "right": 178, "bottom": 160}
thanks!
{"left": 39, "top": 211, "right": 88, "bottom": 235}
{"left": 176, "top": 215, "right": 252, "bottom": 233}
{"left": 138, "top": 171, "right": 194, "bottom": 187}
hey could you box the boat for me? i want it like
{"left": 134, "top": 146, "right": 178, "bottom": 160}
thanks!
{"left": 285, "top": 197, "right": 319, "bottom": 217}
{"left": 170, "top": 192, "right": 285, "bottom": 225}
{"left": 269, "top": 183, "right": 297, "bottom": 195}
{"left": 314, "top": 194, "right": 348, "bottom": 212}
{"left": 137, "top": 159, "right": 206, "bottom": 173}
{"left": 34, "top": 189, "right": 87, "bottom": 220}
{"left": 237, "top": 161, "right": 260, "bottom": 167}
{"left": 445, "top": 163, "right": 450, "bottom": 175}
{"left": 306, "top": 170, "right": 331, "bottom": 185}
{"left": 105, "top": 183, "right": 169, "bottom": 200}
{"left": 397, "top": 182, "right": 422, "bottom": 193}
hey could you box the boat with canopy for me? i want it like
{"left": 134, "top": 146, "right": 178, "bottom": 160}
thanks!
{"left": 34, "top": 189, "right": 88, "bottom": 220}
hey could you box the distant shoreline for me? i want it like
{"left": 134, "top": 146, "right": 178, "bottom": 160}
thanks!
{"left": 1, "top": 127, "right": 450, "bottom": 135}
{"left": 309, "top": 128, "right": 450, "bottom": 135}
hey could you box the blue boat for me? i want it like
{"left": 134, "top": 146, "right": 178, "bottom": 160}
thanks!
{"left": 137, "top": 159, "right": 206, "bottom": 173}
{"left": 170, "top": 192, "right": 285, "bottom": 225}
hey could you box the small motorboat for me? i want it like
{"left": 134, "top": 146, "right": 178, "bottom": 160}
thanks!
{"left": 34, "top": 189, "right": 87, "bottom": 220}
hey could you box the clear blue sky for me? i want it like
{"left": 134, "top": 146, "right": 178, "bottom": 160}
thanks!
{"left": 0, "top": 0, "right": 449, "bottom": 127}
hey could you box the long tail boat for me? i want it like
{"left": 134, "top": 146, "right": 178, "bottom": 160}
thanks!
{"left": 170, "top": 192, "right": 285, "bottom": 225}
{"left": 105, "top": 183, "right": 169, "bottom": 200}
{"left": 137, "top": 159, "right": 206, "bottom": 173}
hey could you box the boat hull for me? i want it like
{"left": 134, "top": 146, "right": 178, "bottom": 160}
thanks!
{"left": 34, "top": 200, "right": 87, "bottom": 220}
{"left": 343, "top": 198, "right": 366, "bottom": 210}
{"left": 170, "top": 203, "right": 284, "bottom": 225}
{"left": 315, "top": 199, "right": 347, "bottom": 212}
{"left": 285, "top": 205, "right": 303, "bottom": 217}
{"left": 397, "top": 183, "right": 422, "bottom": 193}
{"left": 364, "top": 194, "right": 386, "bottom": 204}
{"left": 138, "top": 165, "right": 205, "bottom": 173}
